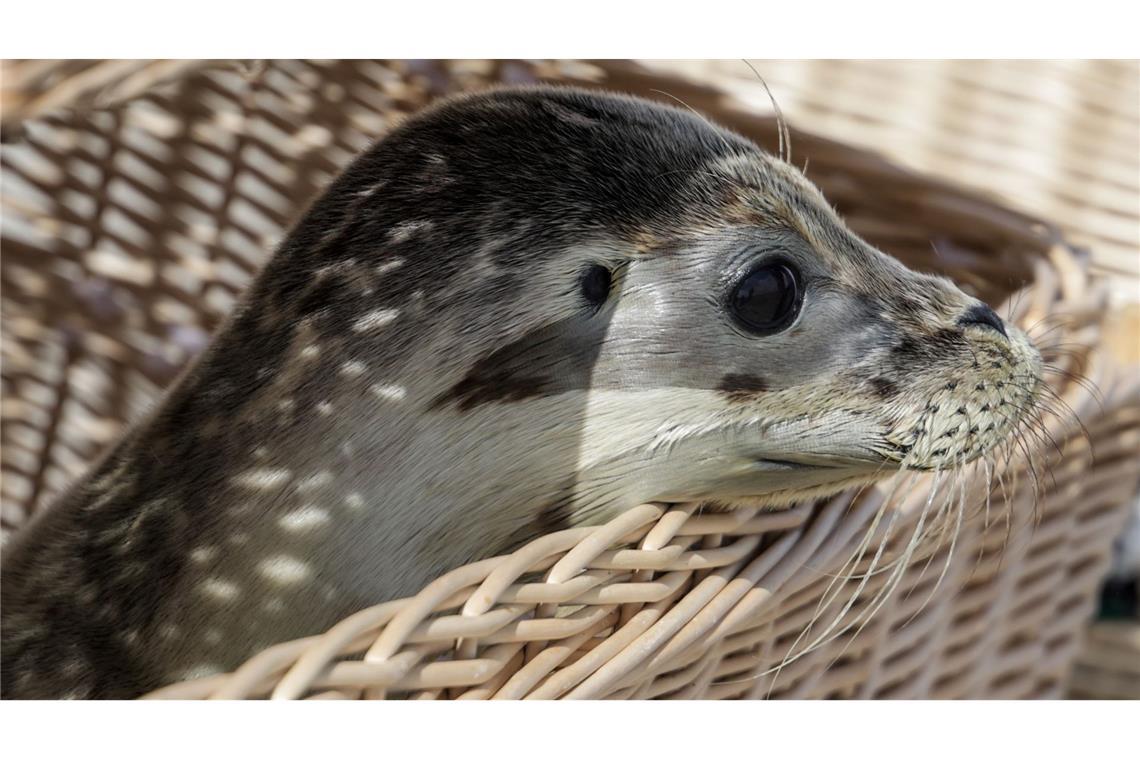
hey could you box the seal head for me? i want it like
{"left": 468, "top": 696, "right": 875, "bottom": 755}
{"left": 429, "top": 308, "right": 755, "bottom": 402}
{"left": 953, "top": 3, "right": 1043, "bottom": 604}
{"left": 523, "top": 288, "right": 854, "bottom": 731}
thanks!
{"left": 0, "top": 86, "right": 1042, "bottom": 697}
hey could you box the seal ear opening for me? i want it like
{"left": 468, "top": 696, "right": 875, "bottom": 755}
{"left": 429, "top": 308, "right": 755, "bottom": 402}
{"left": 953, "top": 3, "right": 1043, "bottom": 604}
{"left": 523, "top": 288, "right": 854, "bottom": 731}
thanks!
{"left": 579, "top": 264, "right": 612, "bottom": 310}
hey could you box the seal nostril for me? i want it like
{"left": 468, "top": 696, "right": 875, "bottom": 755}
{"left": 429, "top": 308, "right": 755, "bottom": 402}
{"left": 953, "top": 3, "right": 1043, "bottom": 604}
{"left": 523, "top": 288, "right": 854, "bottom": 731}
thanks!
{"left": 957, "top": 303, "right": 1007, "bottom": 338}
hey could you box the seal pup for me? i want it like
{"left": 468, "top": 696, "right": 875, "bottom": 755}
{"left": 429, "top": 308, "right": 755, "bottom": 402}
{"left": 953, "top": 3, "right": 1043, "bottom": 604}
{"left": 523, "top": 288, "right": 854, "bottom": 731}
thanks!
{"left": 1, "top": 86, "right": 1042, "bottom": 698}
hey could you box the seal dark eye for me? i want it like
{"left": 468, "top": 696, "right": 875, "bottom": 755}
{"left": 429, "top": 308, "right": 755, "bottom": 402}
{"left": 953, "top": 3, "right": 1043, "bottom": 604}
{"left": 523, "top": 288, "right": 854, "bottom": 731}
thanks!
{"left": 580, "top": 264, "right": 612, "bottom": 308}
{"left": 729, "top": 261, "right": 802, "bottom": 334}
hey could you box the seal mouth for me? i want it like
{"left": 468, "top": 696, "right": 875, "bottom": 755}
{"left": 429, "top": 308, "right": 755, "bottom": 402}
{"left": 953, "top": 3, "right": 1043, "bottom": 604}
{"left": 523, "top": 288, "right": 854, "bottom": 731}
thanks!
{"left": 753, "top": 457, "right": 817, "bottom": 470}
{"left": 752, "top": 452, "right": 878, "bottom": 470}
{"left": 731, "top": 452, "right": 890, "bottom": 504}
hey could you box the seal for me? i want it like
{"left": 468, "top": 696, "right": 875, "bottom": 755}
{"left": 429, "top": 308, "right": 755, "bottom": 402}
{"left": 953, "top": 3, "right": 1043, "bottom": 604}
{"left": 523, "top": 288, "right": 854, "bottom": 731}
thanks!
{"left": 0, "top": 86, "right": 1043, "bottom": 698}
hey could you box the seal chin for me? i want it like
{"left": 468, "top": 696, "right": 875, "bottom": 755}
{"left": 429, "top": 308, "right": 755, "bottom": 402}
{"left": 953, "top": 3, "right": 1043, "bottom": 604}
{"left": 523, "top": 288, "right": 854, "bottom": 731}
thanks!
{"left": 656, "top": 454, "right": 890, "bottom": 509}
{"left": 748, "top": 456, "right": 888, "bottom": 494}
{"left": 706, "top": 470, "right": 891, "bottom": 511}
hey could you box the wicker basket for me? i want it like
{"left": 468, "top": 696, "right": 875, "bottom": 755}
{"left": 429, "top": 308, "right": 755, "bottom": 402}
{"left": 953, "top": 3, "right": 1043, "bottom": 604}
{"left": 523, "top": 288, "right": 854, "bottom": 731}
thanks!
{"left": 2, "top": 60, "right": 1138, "bottom": 699}
{"left": 1069, "top": 620, "right": 1140, "bottom": 699}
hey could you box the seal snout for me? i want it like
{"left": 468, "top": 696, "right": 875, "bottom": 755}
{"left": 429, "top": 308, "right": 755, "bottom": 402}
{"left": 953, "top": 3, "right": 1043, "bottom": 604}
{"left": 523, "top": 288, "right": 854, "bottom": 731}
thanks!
{"left": 956, "top": 302, "right": 1007, "bottom": 339}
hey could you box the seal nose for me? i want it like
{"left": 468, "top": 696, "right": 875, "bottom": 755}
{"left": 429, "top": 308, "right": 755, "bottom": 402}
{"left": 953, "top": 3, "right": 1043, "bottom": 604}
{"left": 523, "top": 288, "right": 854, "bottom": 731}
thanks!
{"left": 957, "top": 303, "right": 1007, "bottom": 338}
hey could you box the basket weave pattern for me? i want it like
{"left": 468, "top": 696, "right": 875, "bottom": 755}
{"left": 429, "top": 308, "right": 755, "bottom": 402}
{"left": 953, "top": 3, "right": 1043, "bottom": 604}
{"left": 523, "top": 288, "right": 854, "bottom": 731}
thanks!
{"left": 2, "top": 60, "right": 1138, "bottom": 699}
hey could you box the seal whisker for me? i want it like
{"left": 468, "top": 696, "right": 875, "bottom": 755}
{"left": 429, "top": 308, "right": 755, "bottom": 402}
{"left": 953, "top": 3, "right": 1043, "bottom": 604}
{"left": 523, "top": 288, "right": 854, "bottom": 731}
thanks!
{"left": 742, "top": 59, "right": 792, "bottom": 165}
{"left": 905, "top": 455, "right": 969, "bottom": 625}
{"left": 760, "top": 483, "right": 898, "bottom": 693}
{"left": 764, "top": 470, "right": 940, "bottom": 693}
{"left": 805, "top": 469, "right": 947, "bottom": 684}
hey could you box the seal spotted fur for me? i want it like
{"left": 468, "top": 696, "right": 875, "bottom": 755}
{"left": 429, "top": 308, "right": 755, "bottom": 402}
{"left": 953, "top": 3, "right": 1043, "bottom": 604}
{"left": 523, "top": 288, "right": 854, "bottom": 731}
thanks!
{"left": 1, "top": 86, "right": 1042, "bottom": 698}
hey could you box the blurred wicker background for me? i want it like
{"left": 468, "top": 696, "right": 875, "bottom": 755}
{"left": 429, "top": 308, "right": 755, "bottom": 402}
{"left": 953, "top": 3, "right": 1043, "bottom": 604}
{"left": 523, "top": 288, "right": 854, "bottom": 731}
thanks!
{"left": 649, "top": 60, "right": 1139, "bottom": 303}
{"left": 1, "top": 59, "right": 1137, "bottom": 698}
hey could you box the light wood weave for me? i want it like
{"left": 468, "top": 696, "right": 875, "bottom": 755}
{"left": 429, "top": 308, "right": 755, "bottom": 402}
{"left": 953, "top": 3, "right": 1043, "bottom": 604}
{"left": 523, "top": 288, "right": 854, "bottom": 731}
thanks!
{"left": 1069, "top": 621, "right": 1140, "bottom": 699}
{"left": 2, "top": 59, "right": 1138, "bottom": 699}
{"left": 648, "top": 60, "right": 1140, "bottom": 302}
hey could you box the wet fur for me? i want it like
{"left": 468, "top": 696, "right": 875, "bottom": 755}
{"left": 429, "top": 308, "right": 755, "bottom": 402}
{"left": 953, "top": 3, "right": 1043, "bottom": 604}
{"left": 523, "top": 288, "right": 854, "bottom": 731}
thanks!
{"left": 0, "top": 86, "right": 1041, "bottom": 698}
